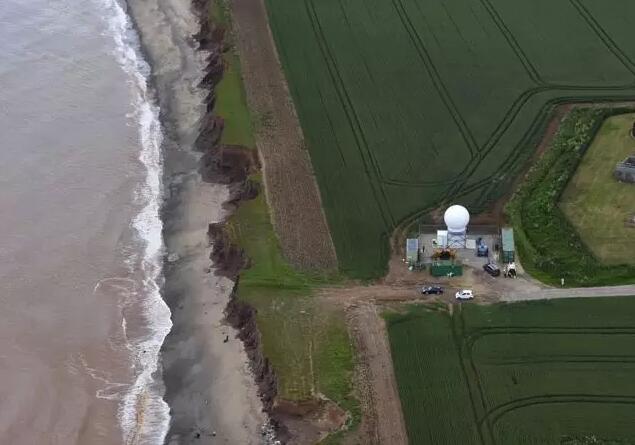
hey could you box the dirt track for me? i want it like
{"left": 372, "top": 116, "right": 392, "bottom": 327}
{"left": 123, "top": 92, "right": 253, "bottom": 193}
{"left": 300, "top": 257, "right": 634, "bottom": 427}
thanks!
{"left": 348, "top": 303, "right": 408, "bottom": 445}
{"left": 230, "top": 0, "right": 337, "bottom": 270}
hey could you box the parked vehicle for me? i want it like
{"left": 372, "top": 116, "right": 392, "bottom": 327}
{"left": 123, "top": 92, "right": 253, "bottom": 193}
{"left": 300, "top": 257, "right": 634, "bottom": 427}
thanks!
{"left": 421, "top": 285, "right": 444, "bottom": 295}
{"left": 483, "top": 262, "right": 501, "bottom": 277}
{"left": 455, "top": 289, "right": 474, "bottom": 300}
{"left": 476, "top": 237, "right": 489, "bottom": 257}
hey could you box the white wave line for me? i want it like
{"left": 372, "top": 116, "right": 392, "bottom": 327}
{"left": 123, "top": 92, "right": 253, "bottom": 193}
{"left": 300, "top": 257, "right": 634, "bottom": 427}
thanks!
{"left": 97, "top": 0, "right": 172, "bottom": 443}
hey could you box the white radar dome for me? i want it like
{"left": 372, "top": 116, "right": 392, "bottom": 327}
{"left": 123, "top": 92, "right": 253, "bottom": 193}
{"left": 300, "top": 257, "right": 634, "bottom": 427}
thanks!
{"left": 444, "top": 205, "right": 470, "bottom": 232}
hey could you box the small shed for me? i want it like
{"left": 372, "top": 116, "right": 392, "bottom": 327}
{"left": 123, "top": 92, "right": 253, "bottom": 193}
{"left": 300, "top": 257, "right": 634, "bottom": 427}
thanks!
{"left": 436, "top": 230, "right": 448, "bottom": 248}
{"left": 614, "top": 156, "right": 635, "bottom": 183}
{"left": 501, "top": 227, "right": 515, "bottom": 263}
{"left": 406, "top": 238, "right": 419, "bottom": 264}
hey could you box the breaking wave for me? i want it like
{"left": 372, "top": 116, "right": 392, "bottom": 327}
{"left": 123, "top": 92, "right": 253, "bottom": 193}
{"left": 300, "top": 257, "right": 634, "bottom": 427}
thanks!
{"left": 97, "top": 0, "right": 172, "bottom": 443}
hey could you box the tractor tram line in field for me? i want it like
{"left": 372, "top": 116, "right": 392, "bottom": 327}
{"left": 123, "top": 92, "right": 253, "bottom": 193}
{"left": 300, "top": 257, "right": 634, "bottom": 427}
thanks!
{"left": 304, "top": 0, "right": 395, "bottom": 228}
{"left": 568, "top": 0, "right": 635, "bottom": 75}
{"left": 266, "top": 0, "right": 635, "bottom": 277}
{"left": 476, "top": 0, "right": 545, "bottom": 85}
{"left": 266, "top": 0, "right": 635, "bottom": 276}
{"left": 391, "top": 0, "right": 480, "bottom": 159}
{"left": 460, "top": 321, "right": 635, "bottom": 444}
{"left": 203, "top": 0, "right": 635, "bottom": 440}
{"left": 450, "top": 306, "right": 489, "bottom": 445}
{"left": 455, "top": 307, "right": 497, "bottom": 445}
{"left": 385, "top": 299, "right": 635, "bottom": 444}
{"left": 482, "top": 394, "right": 635, "bottom": 436}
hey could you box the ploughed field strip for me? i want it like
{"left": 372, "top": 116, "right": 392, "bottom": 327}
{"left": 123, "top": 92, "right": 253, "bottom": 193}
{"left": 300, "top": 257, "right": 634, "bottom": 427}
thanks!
{"left": 386, "top": 299, "right": 635, "bottom": 445}
{"left": 264, "top": 0, "right": 635, "bottom": 278}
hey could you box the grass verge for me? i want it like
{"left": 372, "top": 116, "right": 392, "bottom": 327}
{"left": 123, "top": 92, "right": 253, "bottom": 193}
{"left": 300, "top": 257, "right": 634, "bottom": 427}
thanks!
{"left": 209, "top": 0, "right": 359, "bottom": 438}
{"left": 506, "top": 107, "right": 635, "bottom": 287}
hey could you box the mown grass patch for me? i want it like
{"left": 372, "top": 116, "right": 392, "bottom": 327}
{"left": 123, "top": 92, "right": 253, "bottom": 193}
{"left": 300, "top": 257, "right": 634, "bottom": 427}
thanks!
{"left": 387, "top": 298, "right": 635, "bottom": 445}
{"left": 506, "top": 107, "right": 635, "bottom": 287}
{"left": 209, "top": 1, "right": 358, "bottom": 434}
{"left": 560, "top": 113, "right": 635, "bottom": 266}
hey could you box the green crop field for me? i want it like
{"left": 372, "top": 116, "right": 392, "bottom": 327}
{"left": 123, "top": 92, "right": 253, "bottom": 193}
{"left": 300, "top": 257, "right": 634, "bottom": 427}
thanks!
{"left": 264, "top": 0, "right": 635, "bottom": 278}
{"left": 386, "top": 299, "right": 635, "bottom": 445}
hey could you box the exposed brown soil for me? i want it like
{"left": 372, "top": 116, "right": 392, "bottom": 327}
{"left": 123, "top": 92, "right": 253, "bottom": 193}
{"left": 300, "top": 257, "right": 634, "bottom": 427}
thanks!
{"left": 272, "top": 398, "right": 349, "bottom": 444}
{"left": 346, "top": 303, "right": 408, "bottom": 445}
{"left": 200, "top": 143, "right": 260, "bottom": 184}
{"left": 230, "top": 0, "right": 338, "bottom": 271}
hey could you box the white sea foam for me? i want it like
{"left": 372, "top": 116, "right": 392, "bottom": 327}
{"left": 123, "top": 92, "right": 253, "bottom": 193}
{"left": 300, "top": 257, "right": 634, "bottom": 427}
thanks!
{"left": 97, "top": 0, "right": 172, "bottom": 443}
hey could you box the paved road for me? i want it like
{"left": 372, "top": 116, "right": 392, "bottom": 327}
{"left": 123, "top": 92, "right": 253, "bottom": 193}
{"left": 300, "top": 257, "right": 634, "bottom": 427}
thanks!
{"left": 502, "top": 284, "right": 635, "bottom": 302}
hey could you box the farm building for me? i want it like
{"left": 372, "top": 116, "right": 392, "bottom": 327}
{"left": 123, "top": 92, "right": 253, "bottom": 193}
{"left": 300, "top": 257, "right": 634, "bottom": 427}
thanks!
{"left": 501, "top": 227, "right": 515, "bottom": 263}
{"left": 614, "top": 156, "right": 635, "bottom": 183}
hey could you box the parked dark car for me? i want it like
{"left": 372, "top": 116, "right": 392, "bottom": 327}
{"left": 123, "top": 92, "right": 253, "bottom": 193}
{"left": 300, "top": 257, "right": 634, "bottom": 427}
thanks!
{"left": 421, "top": 285, "right": 444, "bottom": 295}
{"left": 483, "top": 263, "right": 501, "bottom": 277}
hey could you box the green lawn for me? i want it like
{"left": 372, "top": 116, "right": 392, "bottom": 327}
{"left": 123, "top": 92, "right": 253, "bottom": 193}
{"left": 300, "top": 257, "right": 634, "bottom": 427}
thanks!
{"left": 386, "top": 299, "right": 635, "bottom": 445}
{"left": 208, "top": 0, "right": 358, "bottom": 433}
{"left": 264, "top": 0, "right": 635, "bottom": 278}
{"left": 560, "top": 114, "right": 635, "bottom": 265}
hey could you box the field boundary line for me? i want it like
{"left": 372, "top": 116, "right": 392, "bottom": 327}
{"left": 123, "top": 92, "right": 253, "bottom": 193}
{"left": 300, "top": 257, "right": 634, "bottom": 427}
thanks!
{"left": 460, "top": 309, "right": 496, "bottom": 445}
{"left": 391, "top": 0, "right": 479, "bottom": 159}
{"left": 451, "top": 307, "right": 488, "bottom": 445}
{"left": 452, "top": 95, "right": 635, "bottom": 210}
{"left": 464, "top": 326, "right": 635, "bottom": 363}
{"left": 481, "top": 394, "right": 635, "bottom": 433}
{"left": 475, "top": 0, "right": 545, "bottom": 85}
{"left": 569, "top": 0, "right": 635, "bottom": 75}
{"left": 482, "top": 356, "right": 635, "bottom": 366}
{"left": 304, "top": 0, "right": 395, "bottom": 227}
{"left": 230, "top": 0, "right": 339, "bottom": 269}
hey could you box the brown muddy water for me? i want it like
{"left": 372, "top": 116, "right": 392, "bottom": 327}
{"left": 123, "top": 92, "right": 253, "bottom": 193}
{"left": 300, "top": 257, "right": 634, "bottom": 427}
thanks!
{"left": 0, "top": 0, "right": 269, "bottom": 442}
{"left": 0, "top": 0, "right": 168, "bottom": 443}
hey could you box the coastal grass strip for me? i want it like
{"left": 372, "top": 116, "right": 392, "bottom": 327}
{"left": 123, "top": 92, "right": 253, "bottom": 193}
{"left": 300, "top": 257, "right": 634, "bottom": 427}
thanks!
{"left": 211, "top": 2, "right": 359, "bottom": 437}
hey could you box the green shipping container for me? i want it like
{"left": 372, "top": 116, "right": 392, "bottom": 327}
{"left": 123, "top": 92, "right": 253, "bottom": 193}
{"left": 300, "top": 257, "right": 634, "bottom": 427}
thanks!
{"left": 502, "top": 227, "right": 515, "bottom": 263}
{"left": 431, "top": 260, "right": 463, "bottom": 277}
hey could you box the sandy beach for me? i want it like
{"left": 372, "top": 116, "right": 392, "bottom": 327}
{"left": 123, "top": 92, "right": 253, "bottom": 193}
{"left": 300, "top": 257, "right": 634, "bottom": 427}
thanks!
{"left": 125, "top": 0, "right": 269, "bottom": 442}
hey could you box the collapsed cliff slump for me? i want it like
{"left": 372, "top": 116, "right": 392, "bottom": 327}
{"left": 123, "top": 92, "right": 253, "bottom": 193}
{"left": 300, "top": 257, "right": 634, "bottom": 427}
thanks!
{"left": 207, "top": 221, "right": 289, "bottom": 440}
{"left": 191, "top": 0, "right": 290, "bottom": 441}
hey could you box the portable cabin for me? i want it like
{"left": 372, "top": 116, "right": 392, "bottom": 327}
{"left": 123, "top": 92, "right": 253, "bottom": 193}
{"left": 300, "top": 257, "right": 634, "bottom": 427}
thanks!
{"left": 501, "top": 227, "right": 515, "bottom": 263}
{"left": 406, "top": 238, "right": 419, "bottom": 265}
{"left": 436, "top": 230, "right": 448, "bottom": 248}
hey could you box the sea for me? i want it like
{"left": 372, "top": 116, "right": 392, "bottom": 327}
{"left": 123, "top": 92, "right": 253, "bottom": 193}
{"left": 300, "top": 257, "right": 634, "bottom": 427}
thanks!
{"left": 0, "top": 0, "right": 172, "bottom": 443}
